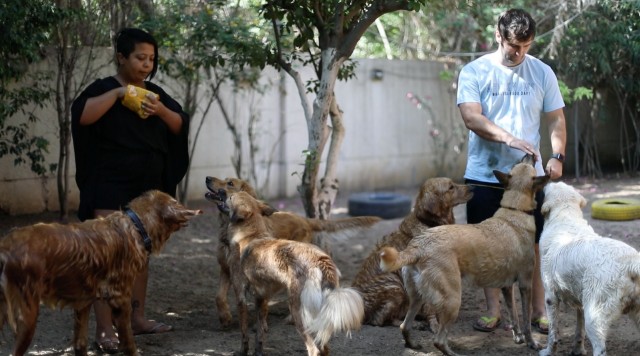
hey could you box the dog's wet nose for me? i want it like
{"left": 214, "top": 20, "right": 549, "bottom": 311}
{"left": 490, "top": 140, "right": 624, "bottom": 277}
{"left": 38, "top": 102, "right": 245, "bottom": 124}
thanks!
{"left": 521, "top": 154, "right": 535, "bottom": 166}
{"left": 205, "top": 176, "right": 212, "bottom": 184}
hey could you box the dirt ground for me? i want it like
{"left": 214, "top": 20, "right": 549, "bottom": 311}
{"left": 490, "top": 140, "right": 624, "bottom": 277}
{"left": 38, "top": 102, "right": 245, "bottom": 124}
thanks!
{"left": 0, "top": 176, "right": 639, "bottom": 356}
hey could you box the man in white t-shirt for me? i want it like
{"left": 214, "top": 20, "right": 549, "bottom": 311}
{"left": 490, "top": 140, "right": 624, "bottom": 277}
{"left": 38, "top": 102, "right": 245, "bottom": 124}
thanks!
{"left": 457, "top": 8, "right": 566, "bottom": 334}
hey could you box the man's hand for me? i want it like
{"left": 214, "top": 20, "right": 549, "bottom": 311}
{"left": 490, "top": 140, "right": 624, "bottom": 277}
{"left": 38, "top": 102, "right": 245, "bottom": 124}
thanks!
{"left": 507, "top": 138, "right": 539, "bottom": 162}
{"left": 545, "top": 159, "right": 563, "bottom": 180}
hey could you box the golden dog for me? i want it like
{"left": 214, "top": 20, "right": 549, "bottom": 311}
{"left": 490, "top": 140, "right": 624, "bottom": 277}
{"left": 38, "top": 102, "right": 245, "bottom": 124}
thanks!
{"left": 0, "top": 190, "right": 202, "bottom": 356}
{"left": 351, "top": 177, "right": 472, "bottom": 326}
{"left": 380, "top": 155, "right": 548, "bottom": 356}
{"left": 205, "top": 176, "right": 379, "bottom": 329}
{"left": 224, "top": 191, "right": 364, "bottom": 356}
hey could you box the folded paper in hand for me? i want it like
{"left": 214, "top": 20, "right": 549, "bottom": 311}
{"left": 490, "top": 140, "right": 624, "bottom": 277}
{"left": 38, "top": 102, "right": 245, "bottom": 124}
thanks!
{"left": 121, "top": 84, "right": 159, "bottom": 119}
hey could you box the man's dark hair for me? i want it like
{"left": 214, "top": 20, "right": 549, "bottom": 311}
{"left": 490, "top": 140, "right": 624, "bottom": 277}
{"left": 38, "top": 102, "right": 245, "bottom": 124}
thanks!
{"left": 115, "top": 28, "right": 159, "bottom": 80}
{"left": 497, "top": 8, "right": 536, "bottom": 42}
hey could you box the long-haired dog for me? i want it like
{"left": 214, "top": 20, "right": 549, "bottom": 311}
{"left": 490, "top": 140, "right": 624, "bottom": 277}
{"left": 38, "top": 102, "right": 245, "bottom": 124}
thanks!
{"left": 224, "top": 191, "right": 364, "bottom": 356}
{"left": 379, "top": 154, "right": 548, "bottom": 355}
{"left": 0, "top": 190, "right": 202, "bottom": 356}
{"left": 351, "top": 177, "right": 472, "bottom": 326}
{"left": 539, "top": 182, "right": 640, "bottom": 356}
{"left": 205, "top": 176, "right": 379, "bottom": 329}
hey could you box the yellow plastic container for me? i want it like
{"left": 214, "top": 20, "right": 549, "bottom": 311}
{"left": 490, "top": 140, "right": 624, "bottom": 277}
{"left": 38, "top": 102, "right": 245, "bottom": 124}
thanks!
{"left": 121, "top": 84, "right": 159, "bottom": 118}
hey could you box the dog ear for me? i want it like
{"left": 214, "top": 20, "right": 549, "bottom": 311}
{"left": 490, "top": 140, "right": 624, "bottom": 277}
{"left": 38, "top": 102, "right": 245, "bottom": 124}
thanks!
{"left": 493, "top": 170, "right": 511, "bottom": 187}
{"left": 240, "top": 181, "right": 258, "bottom": 198}
{"left": 257, "top": 200, "right": 277, "bottom": 216}
{"left": 533, "top": 174, "right": 551, "bottom": 192}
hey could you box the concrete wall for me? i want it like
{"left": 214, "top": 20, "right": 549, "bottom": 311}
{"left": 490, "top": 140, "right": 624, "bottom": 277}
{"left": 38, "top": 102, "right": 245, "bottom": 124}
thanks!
{"left": 0, "top": 55, "right": 470, "bottom": 215}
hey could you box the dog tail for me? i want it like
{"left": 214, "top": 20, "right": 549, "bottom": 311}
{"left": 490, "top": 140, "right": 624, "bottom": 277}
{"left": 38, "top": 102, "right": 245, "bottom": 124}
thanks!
{"left": 304, "top": 286, "right": 364, "bottom": 349}
{"left": 308, "top": 216, "right": 382, "bottom": 239}
{"left": 301, "top": 270, "right": 364, "bottom": 350}
{"left": 379, "top": 246, "right": 419, "bottom": 272}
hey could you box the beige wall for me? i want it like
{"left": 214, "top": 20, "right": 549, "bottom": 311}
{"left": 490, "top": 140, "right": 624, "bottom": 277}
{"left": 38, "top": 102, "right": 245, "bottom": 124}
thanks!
{"left": 1, "top": 56, "right": 466, "bottom": 215}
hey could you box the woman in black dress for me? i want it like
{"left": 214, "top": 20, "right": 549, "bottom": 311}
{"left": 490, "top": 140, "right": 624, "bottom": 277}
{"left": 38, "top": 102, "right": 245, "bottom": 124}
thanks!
{"left": 71, "top": 28, "right": 189, "bottom": 354}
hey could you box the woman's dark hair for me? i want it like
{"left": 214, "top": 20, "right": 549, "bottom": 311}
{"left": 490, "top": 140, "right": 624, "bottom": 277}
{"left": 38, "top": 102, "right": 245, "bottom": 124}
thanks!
{"left": 497, "top": 8, "right": 536, "bottom": 42}
{"left": 115, "top": 28, "right": 159, "bottom": 80}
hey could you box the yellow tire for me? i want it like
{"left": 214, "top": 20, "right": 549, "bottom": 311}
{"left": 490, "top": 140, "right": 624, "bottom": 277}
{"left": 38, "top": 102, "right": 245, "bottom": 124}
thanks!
{"left": 591, "top": 198, "right": 640, "bottom": 221}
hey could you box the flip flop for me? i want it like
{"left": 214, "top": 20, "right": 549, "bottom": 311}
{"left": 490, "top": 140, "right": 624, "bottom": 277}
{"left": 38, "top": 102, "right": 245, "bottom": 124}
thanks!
{"left": 133, "top": 321, "right": 174, "bottom": 335}
{"left": 531, "top": 317, "right": 549, "bottom": 334}
{"left": 472, "top": 316, "right": 501, "bottom": 332}
{"left": 93, "top": 336, "right": 119, "bottom": 354}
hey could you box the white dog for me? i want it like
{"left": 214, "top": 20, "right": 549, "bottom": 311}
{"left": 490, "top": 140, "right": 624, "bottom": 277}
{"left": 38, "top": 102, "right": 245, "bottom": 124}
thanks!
{"left": 539, "top": 181, "right": 640, "bottom": 356}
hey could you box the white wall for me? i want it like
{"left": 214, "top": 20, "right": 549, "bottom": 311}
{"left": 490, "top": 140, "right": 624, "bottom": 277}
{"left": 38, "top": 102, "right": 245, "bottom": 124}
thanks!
{"left": 0, "top": 56, "right": 467, "bottom": 215}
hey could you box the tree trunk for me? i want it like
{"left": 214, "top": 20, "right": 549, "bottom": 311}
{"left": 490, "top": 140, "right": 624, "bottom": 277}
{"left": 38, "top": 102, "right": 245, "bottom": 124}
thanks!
{"left": 317, "top": 96, "right": 344, "bottom": 220}
{"left": 55, "top": 29, "right": 76, "bottom": 222}
{"left": 298, "top": 49, "right": 343, "bottom": 218}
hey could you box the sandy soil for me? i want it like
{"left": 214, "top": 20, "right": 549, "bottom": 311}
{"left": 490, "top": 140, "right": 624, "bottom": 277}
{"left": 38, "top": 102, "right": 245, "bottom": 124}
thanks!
{"left": 0, "top": 176, "right": 639, "bottom": 356}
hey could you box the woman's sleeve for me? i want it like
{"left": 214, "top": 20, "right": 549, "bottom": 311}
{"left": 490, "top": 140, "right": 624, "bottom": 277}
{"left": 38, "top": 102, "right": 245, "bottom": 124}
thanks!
{"left": 148, "top": 83, "right": 191, "bottom": 197}
{"left": 71, "top": 79, "right": 106, "bottom": 189}
{"left": 71, "top": 79, "right": 111, "bottom": 220}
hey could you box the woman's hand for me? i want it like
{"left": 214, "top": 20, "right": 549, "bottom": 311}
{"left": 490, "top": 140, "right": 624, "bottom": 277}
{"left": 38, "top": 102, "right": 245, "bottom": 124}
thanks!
{"left": 141, "top": 93, "right": 160, "bottom": 117}
{"left": 142, "top": 93, "right": 182, "bottom": 134}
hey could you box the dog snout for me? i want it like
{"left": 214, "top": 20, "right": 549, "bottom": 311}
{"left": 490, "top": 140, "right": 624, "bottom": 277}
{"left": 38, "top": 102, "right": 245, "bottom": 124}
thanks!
{"left": 217, "top": 188, "right": 227, "bottom": 200}
{"left": 521, "top": 153, "right": 535, "bottom": 166}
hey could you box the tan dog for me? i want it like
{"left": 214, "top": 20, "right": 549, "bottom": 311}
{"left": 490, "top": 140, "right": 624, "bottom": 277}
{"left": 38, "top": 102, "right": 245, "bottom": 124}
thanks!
{"left": 0, "top": 190, "right": 202, "bottom": 356}
{"left": 225, "top": 191, "right": 364, "bottom": 356}
{"left": 205, "top": 176, "right": 379, "bottom": 329}
{"left": 351, "top": 177, "right": 472, "bottom": 326}
{"left": 380, "top": 155, "right": 548, "bottom": 356}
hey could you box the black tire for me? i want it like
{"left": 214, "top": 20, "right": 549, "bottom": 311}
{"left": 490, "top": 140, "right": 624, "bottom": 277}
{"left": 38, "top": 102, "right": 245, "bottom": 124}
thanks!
{"left": 348, "top": 192, "right": 412, "bottom": 219}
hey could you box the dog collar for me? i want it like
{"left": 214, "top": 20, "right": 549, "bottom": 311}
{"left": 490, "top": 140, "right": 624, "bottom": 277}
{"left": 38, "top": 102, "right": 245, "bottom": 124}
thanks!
{"left": 502, "top": 206, "right": 534, "bottom": 215}
{"left": 125, "top": 208, "right": 152, "bottom": 254}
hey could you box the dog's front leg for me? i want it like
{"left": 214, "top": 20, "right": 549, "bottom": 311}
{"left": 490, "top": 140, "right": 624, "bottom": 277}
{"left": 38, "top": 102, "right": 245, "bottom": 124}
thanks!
{"left": 13, "top": 296, "right": 40, "bottom": 356}
{"left": 216, "top": 243, "right": 233, "bottom": 329}
{"left": 112, "top": 299, "right": 139, "bottom": 356}
{"left": 236, "top": 285, "right": 250, "bottom": 355}
{"left": 72, "top": 305, "right": 91, "bottom": 355}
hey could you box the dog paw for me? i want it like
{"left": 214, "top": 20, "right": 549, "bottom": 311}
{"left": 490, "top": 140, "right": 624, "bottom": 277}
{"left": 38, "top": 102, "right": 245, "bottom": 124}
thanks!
{"left": 528, "top": 340, "right": 542, "bottom": 350}
{"left": 539, "top": 348, "right": 552, "bottom": 356}
{"left": 512, "top": 331, "right": 526, "bottom": 344}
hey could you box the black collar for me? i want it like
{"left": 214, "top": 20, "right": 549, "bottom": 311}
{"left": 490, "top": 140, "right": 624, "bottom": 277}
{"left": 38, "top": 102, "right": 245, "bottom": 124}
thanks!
{"left": 502, "top": 206, "right": 534, "bottom": 215}
{"left": 125, "top": 208, "right": 152, "bottom": 253}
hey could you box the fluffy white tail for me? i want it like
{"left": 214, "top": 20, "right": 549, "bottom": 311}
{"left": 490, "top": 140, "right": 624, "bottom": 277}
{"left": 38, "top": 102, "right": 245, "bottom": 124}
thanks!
{"left": 303, "top": 286, "right": 364, "bottom": 349}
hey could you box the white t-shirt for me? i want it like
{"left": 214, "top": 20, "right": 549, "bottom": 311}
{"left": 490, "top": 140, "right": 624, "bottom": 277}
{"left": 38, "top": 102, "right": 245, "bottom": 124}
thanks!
{"left": 457, "top": 51, "right": 565, "bottom": 182}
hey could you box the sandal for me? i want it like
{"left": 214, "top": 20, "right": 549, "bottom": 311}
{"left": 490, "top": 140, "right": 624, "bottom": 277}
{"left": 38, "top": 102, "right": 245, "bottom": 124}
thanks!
{"left": 133, "top": 321, "right": 173, "bottom": 335}
{"left": 531, "top": 317, "right": 549, "bottom": 334}
{"left": 472, "top": 316, "right": 501, "bottom": 332}
{"left": 94, "top": 336, "right": 119, "bottom": 354}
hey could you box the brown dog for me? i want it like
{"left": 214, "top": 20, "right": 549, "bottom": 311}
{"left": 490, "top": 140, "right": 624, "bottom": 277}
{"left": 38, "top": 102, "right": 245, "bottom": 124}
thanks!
{"left": 0, "top": 190, "right": 202, "bottom": 356}
{"left": 224, "top": 191, "right": 364, "bottom": 356}
{"left": 380, "top": 155, "right": 548, "bottom": 356}
{"left": 351, "top": 177, "right": 472, "bottom": 326}
{"left": 205, "top": 176, "right": 379, "bottom": 329}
